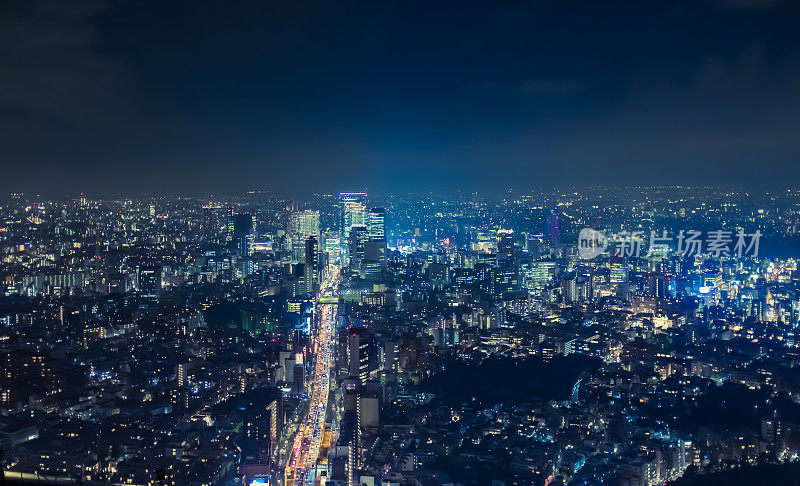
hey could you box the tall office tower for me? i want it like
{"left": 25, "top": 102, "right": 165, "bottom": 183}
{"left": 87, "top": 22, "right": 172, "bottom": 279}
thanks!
{"left": 382, "top": 340, "right": 399, "bottom": 372}
{"left": 330, "top": 410, "right": 359, "bottom": 486}
{"left": 645, "top": 273, "right": 672, "bottom": 299}
{"left": 493, "top": 265, "right": 518, "bottom": 296}
{"left": 363, "top": 207, "right": 388, "bottom": 278}
{"left": 176, "top": 362, "right": 188, "bottom": 387}
{"left": 138, "top": 265, "right": 162, "bottom": 300}
{"left": 367, "top": 207, "right": 386, "bottom": 241}
{"left": 524, "top": 260, "right": 554, "bottom": 291}
{"left": 347, "top": 327, "right": 370, "bottom": 386}
{"left": 322, "top": 230, "right": 341, "bottom": 262}
{"left": 348, "top": 226, "right": 369, "bottom": 271}
{"left": 497, "top": 229, "right": 514, "bottom": 261}
{"left": 202, "top": 204, "right": 222, "bottom": 239}
{"left": 240, "top": 390, "right": 283, "bottom": 486}
{"left": 610, "top": 256, "right": 628, "bottom": 284}
{"left": 362, "top": 240, "right": 386, "bottom": 279}
{"left": 523, "top": 233, "right": 543, "bottom": 258}
{"left": 305, "top": 235, "right": 319, "bottom": 272}
{"left": 290, "top": 210, "right": 320, "bottom": 262}
{"left": 304, "top": 236, "right": 318, "bottom": 294}
{"left": 610, "top": 256, "right": 629, "bottom": 298}
{"left": 293, "top": 360, "right": 306, "bottom": 395}
{"left": 547, "top": 210, "right": 560, "bottom": 247}
{"left": 562, "top": 274, "right": 577, "bottom": 303}
{"left": 229, "top": 213, "right": 255, "bottom": 257}
{"left": 578, "top": 275, "right": 594, "bottom": 302}
{"left": 340, "top": 193, "right": 367, "bottom": 264}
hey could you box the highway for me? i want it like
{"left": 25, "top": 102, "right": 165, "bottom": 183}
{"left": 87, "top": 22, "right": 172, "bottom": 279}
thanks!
{"left": 284, "top": 266, "right": 339, "bottom": 486}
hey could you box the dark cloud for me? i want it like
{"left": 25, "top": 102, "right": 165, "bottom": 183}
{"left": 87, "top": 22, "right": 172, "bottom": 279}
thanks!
{"left": 0, "top": 0, "right": 143, "bottom": 124}
{"left": 469, "top": 79, "right": 589, "bottom": 97}
{"left": 0, "top": 0, "right": 798, "bottom": 196}
{"left": 520, "top": 80, "right": 589, "bottom": 96}
{"left": 715, "top": 0, "right": 782, "bottom": 8}
{"left": 485, "top": 46, "right": 800, "bottom": 188}
{"left": 0, "top": 0, "right": 156, "bottom": 196}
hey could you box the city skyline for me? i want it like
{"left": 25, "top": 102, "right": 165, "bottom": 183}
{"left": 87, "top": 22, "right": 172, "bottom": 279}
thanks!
{"left": 4, "top": 187, "right": 800, "bottom": 485}
{"left": 4, "top": 2, "right": 800, "bottom": 486}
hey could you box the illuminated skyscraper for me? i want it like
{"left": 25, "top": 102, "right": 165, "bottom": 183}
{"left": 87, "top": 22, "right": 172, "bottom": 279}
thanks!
{"left": 497, "top": 229, "right": 514, "bottom": 261}
{"left": 367, "top": 207, "right": 386, "bottom": 242}
{"left": 229, "top": 213, "right": 255, "bottom": 257}
{"left": 304, "top": 235, "right": 319, "bottom": 293}
{"left": 176, "top": 363, "right": 188, "bottom": 387}
{"left": 202, "top": 204, "right": 222, "bottom": 239}
{"left": 360, "top": 207, "right": 388, "bottom": 278}
{"left": 340, "top": 193, "right": 367, "bottom": 264}
{"left": 138, "top": 265, "right": 161, "bottom": 300}
{"left": 347, "top": 327, "right": 370, "bottom": 386}
{"left": 522, "top": 260, "right": 556, "bottom": 292}
{"left": 348, "top": 226, "right": 369, "bottom": 271}
{"left": 562, "top": 274, "right": 577, "bottom": 303}
{"left": 610, "top": 256, "right": 627, "bottom": 284}
{"left": 322, "top": 230, "right": 341, "bottom": 262}
{"left": 547, "top": 210, "right": 559, "bottom": 247}
{"left": 290, "top": 210, "right": 320, "bottom": 262}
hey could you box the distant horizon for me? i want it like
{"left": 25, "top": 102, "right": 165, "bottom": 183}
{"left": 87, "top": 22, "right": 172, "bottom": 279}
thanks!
{"left": 7, "top": 184, "right": 800, "bottom": 201}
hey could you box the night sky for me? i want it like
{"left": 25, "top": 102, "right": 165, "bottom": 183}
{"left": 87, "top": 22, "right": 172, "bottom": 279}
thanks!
{"left": 2, "top": 0, "right": 799, "bottom": 197}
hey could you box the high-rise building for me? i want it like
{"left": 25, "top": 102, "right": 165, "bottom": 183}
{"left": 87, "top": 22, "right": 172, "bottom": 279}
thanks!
{"left": 610, "top": 256, "right": 628, "bottom": 284}
{"left": 347, "top": 327, "right": 370, "bottom": 386}
{"left": 547, "top": 210, "right": 560, "bottom": 247}
{"left": 240, "top": 390, "right": 283, "bottom": 486}
{"left": 367, "top": 207, "right": 386, "bottom": 242}
{"left": 493, "top": 265, "right": 518, "bottom": 296}
{"left": 176, "top": 363, "right": 188, "bottom": 387}
{"left": 645, "top": 273, "right": 672, "bottom": 299}
{"left": 305, "top": 235, "right": 319, "bottom": 271}
{"left": 494, "top": 229, "right": 517, "bottom": 295}
{"left": 290, "top": 210, "right": 320, "bottom": 262}
{"left": 138, "top": 265, "right": 162, "bottom": 300}
{"left": 562, "top": 274, "right": 577, "bottom": 303}
{"left": 229, "top": 213, "right": 255, "bottom": 257}
{"left": 361, "top": 207, "right": 388, "bottom": 279}
{"left": 304, "top": 236, "right": 318, "bottom": 293}
{"left": 522, "top": 232, "right": 543, "bottom": 258}
{"left": 322, "top": 230, "right": 341, "bottom": 262}
{"left": 348, "top": 226, "right": 369, "bottom": 271}
{"left": 202, "top": 204, "right": 222, "bottom": 239}
{"left": 340, "top": 193, "right": 367, "bottom": 264}
{"left": 523, "top": 260, "right": 556, "bottom": 292}
{"left": 498, "top": 229, "right": 514, "bottom": 261}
